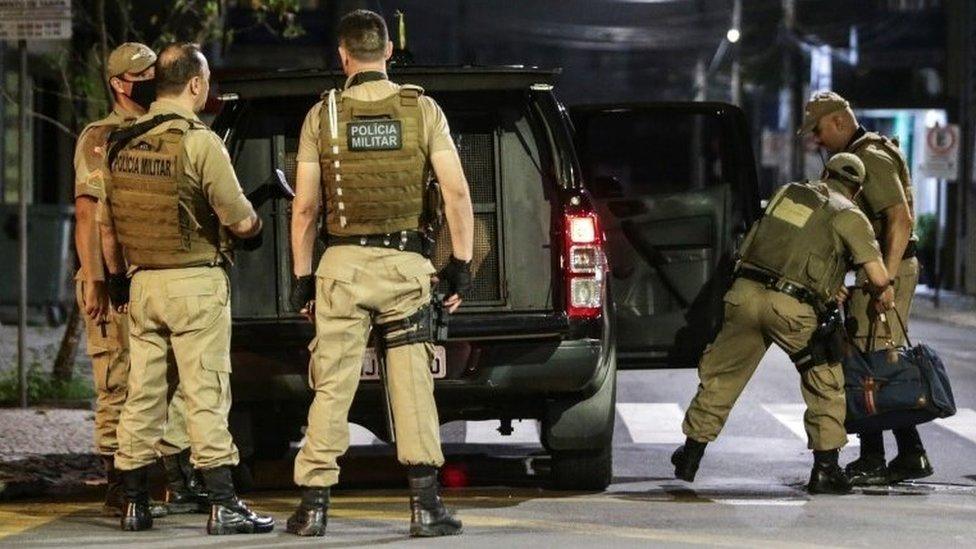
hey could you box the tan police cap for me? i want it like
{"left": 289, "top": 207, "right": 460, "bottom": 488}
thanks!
{"left": 797, "top": 91, "right": 850, "bottom": 135}
{"left": 106, "top": 43, "right": 156, "bottom": 78}
{"left": 825, "top": 152, "right": 865, "bottom": 186}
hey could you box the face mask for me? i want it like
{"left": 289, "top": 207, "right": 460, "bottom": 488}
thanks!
{"left": 120, "top": 78, "right": 156, "bottom": 110}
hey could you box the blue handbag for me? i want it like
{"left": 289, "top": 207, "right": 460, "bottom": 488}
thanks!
{"left": 843, "top": 309, "right": 956, "bottom": 434}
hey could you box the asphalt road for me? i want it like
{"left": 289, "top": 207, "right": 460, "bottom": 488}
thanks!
{"left": 2, "top": 316, "right": 974, "bottom": 548}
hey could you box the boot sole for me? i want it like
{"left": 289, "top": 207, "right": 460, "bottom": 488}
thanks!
{"left": 410, "top": 524, "right": 463, "bottom": 537}
{"left": 286, "top": 524, "right": 326, "bottom": 537}
{"left": 849, "top": 475, "right": 889, "bottom": 487}
{"left": 888, "top": 468, "right": 934, "bottom": 484}
{"left": 207, "top": 522, "right": 275, "bottom": 535}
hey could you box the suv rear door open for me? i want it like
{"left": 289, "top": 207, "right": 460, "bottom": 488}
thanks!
{"left": 571, "top": 103, "right": 760, "bottom": 368}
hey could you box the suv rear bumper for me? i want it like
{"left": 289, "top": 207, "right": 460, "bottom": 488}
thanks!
{"left": 229, "top": 313, "right": 613, "bottom": 422}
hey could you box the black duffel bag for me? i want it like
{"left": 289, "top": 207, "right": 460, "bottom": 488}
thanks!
{"left": 843, "top": 309, "right": 956, "bottom": 434}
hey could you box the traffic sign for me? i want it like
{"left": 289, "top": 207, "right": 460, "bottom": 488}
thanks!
{"left": 919, "top": 124, "right": 960, "bottom": 180}
{"left": 0, "top": 0, "right": 71, "bottom": 40}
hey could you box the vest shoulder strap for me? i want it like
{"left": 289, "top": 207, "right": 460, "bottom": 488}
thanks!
{"left": 106, "top": 113, "right": 188, "bottom": 167}
{"left": 398, "top": 84, "right": 424, "bottom": 106}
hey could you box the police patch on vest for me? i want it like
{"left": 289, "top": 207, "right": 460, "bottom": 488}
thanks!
{"left": 347, "top": 119, "right": 402, "bottom": 151}
{"left": 112, "top": 151, "right": 175, "bottom": 178}
{"left": 771, "top": 197, "right": 814, "bottom": 228}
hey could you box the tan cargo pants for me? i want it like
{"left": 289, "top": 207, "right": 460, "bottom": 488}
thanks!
{"left": 682, "top": 278, "right": 848, "bottom": 451}
{"left": 114, "top": 266, "right": 239, "bottom": 471}
{"left": 75, "top": 277, "right": 189, "bottom": 458}
{"left": 849, "top": 257, "right": 918, "bottom": 350}
{"left": 294, "top": 246, "right": 444, "bottom": 488}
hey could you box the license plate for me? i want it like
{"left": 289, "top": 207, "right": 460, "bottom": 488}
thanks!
{"left": 361, "top": 346, "right": 447, "bottom": 380}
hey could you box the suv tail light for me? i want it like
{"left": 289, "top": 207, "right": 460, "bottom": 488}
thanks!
{"left": 563, "top": 210, "right": 607, "bottom": 319}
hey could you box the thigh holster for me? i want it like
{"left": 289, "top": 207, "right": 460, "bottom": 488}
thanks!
{"left": 376, "top": 300, "right": 448, "bottom": 349}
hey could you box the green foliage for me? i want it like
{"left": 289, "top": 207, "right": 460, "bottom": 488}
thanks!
{"left": 0, "top": 349, "right": 94, "bottom": 406}
{"left": 916, "top": 212, "right": 937, "bottom": 253}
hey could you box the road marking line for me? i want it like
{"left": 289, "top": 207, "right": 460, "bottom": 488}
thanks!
{"left": 617, "top": 403, "right": 686, "bottom": 444}
{"left": 713, "top": 498, "right": 808, "bottom": 506}
{"left": 464, "top": 420, "right": 539, "bottom": 444}
{"left": 0, "top": 503, "right": 93, "bottom": 541}
{"left": 763, "top": 403, "right": 859, "bottom": 447}
{"left": 349, "top": 422, "right": 377, "bottom": 446}
{"left": 934, "top": 408, "right": 976, "bottom": 444}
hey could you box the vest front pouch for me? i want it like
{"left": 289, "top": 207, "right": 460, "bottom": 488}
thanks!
{"left": 319, "top": 86, "right": 428, "bottom": 237}
{"left": 109, "top": 122, "right": 221, "bottom": 268}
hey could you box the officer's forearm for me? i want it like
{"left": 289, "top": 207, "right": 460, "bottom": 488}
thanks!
{"left": 100, "top": 223, "right": 126, "bottom": 275}
{"left": 229, "top": 211, "right": 262, "bottom": 238}
{"left": 862, "top": 259, "right": 892, "bottom": 290}
{"left": 291, "top": 202, "right": 318, "bottom": 276}
{"left": 882, "top": 204, "right": 912, "bottom": 278}
{"left": 443, "top": 189, "right": 474, "bottom": 262}
{"left": 74, "top": 196, "right": 104, "bottom": 281}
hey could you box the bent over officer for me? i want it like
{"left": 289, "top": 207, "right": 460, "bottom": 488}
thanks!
{"left": 287, "top": 9, "right": 474, "bottom": 537}
{"left": 73, "top": 42, "right": 203, "bottom": 517}
{"left": 100, "top": 43, "right": 273, "bottom": 535}
{"left": 799, "top": 91, "right": 929, "bottom": 486}
{"left": 672, "top": 154, "right": 895, "bottom": 494}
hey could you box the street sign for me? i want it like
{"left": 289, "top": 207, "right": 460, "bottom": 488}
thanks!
{"left": 0, "top": 0, "right": 71, "bottom": 40}
{"left": 919, "top": 124, "right": 960, "bottom": 180}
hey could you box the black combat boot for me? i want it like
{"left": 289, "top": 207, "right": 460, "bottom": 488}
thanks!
{"left": 844, "top": 454, "right": 888, "bottom": 486}
{"left": 888, "top": 427, "right": 933, "bottom": 483}
{"left": 671, "top": 438, "right": 707, "bottom": 482}
{"left": 120, "top": 465, "right": 153, "bottom": 531}
{"left": 408, "top": 466, "right": 462, "bottom": 537}
{"left": 100, "top": 455, "right": 125, "bottom": 517}
{"left": 887, "top": 452, "right": 934, "bottom": 483}
{"left": 807, "top": 450, "right": 853, "bottom": 494}
{"left": 161, "top": 448, "right": 209, "bottom": 514}
{"left": 201, "top": 465, "right": 275, "bottom": 535}
{"left": 286, "top": 487, "right": 330, "bottom": 536}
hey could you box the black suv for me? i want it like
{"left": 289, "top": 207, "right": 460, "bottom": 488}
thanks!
{"left": 212, "top": 67, "right": 760, "bottom": 491}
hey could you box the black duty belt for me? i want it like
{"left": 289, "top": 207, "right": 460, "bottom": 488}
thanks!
{"left": 736, "top": 268, "right": 821, "bottom": 309}
{"left": 329, "top": 231, "right": 425, "bottom": 254}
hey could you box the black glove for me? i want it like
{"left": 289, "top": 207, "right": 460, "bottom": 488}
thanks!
{"left": 438, "top": 256, "right": 472, "bottom": 299}
{"left": 238, "top": 230, "right": 263, "bottom": 252}
{"left": 290, "top": 275, "right": 315, "bottom": 311}
{"left": 106, "top": 273, "right": 130, "bottom": 309}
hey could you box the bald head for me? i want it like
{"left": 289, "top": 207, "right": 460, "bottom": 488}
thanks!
{"left": 155, "top": 43, "right": 211, "bottom": 113}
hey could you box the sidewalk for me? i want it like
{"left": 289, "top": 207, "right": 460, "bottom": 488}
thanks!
{"left": 911, "top": 285, "right": 976, "bottom": 329}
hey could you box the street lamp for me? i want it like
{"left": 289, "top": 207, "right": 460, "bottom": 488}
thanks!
{"left": 727, "top": 28, "right": 741, "bottom": 43}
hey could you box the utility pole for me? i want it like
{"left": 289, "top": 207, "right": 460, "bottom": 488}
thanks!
{"left": 694, "top": 57, "right": 707, "bottom": 101}
{"left": 18, "top": 39, "right": 28, "bottom": 408}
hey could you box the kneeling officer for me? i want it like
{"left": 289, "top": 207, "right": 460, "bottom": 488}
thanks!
{"left": 673, "top": 153, "right": 895, "bottom": 494}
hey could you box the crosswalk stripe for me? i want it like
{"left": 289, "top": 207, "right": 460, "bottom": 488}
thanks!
{"left": 617, "top": 403, "right": 686, "bottom": 444}
{"left": 934, "top": 408, "right": 976, "bottom": 444}
{"left": 350, "top": 423, "right": 378, "bottom": 445}
{"left": 464, "top": 420, "right": 540, "bottom": 444}
{"left": 762, "top": 403, "right": 860, "bottom": 447}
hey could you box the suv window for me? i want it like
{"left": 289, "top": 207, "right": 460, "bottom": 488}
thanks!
{"left": 578, "top": 110, "right": 729, "bottom": 198}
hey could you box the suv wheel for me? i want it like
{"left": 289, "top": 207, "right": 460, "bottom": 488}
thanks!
{"left": 551, "top": 444, "right": 613, "bottom": 490}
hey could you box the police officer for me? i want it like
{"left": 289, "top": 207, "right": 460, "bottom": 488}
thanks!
{"left": 799, "top": 91, "right": 928, "bottom": 486}
{"left": 286, "top": 9, "right": 474, "bottom": 537}
{"left": 672, "top": 154, "right": 896, "bottom": 494}
{"left": 99, "top": 43, "right": 273, "bottom": 535}
{"left": 72, "top": 42, "right": 203, "bottom": 517}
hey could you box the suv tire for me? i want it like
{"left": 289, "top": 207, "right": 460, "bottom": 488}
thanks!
{"left": 551, "top": 444, "right": 613, "bottom": 490}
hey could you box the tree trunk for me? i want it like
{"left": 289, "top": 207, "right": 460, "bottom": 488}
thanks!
{"left": 96, "top": 0, "right": 111, "bottom": 103}
{"left": 52, "top": 301, "right": 82, "bottom": 383}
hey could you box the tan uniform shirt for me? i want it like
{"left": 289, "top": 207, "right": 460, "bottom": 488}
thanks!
{"left": 100, "top": 98, "right": 254, "bottom": 232}
{"left": 832, "top": 207, "right": 883, "bottom": 266}
{"left": 296, "top": 74, "right": 457, "bottom": 163}
{"left": 845, "top": 135, "right": 916, "bottom": 242}
{"left": 74, "top": 108, "right": 139, "bottom": 281}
